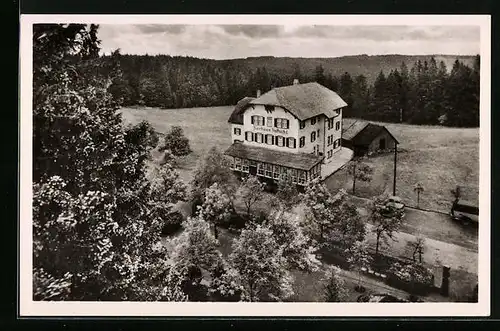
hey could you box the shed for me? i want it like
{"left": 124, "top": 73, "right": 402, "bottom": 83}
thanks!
{"left": 342, "top": 121, "right": 399, "bottom": 156}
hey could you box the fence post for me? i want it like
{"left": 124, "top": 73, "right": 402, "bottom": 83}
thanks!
{"left": 440, "top": 266, "right": 450, "bottom": 297}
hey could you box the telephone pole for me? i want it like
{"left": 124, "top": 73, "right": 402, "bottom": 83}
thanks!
{"left": 393, "top": 143, "right": 398, "bottom": 196}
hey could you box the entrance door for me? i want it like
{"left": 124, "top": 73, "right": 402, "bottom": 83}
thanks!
{"left": 379, "top": 138, "right": 386, "bottom": 150}
{"left": 249, "top": 160, "right": 257, "bottom": 176}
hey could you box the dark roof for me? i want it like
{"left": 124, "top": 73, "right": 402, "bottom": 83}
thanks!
{"left": 343, "top": 122, "right": 399, "bottom": 146}
{"left": 228, "top": 97, "right": 255, "bottom": 124}
{"left": 249, "top": 82, "right": 347, "bottom": 121}
{"left": 224, "top": 142, "right": 324, "bottom": 171}
{"left": 342, "top": 120, "right": 369, "bottom": 141}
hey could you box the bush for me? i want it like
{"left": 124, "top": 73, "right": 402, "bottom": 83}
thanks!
{"left": 161, "top": 211, "right": 184, "bottom": 236}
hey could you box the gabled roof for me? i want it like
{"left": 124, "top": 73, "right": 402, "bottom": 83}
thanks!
{"left": 224, "top": 142, "right": 324, "bottom": 171}
{"left": 342, "top": 120, "right": 370, "bottom": 141}
{"left": 343, "top": 121, "right": 399, "bottom": 145}
{"left": 228, "top": 97, "right": 255, "bottom": 125}
{"left": 249, "top": 82, "right": 347, "bottom": 121}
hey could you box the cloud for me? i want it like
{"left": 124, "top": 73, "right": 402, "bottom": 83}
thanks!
{"left": 217, "top": 25, "right": 285, "bottom": 38}
{"left": 133, "top": 24, "right": 187, "bottom": 35}
{"left": 97, "top": 24, "right": 480, "bottom": 59}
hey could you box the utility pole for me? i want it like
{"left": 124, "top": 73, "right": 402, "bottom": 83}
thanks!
{"left": 393, "top": 143, "right": 398, "bottom": 196}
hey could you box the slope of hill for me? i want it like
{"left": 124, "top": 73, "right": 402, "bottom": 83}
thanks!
{"left": 222, "top": 54, "right": 476, "bottom": 84}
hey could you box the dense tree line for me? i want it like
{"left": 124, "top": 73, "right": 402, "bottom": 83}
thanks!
{"left": 110, "top": 53, "right": 480, "bottom": 127}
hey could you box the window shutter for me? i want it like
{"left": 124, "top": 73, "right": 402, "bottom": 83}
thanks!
{"left": 293, "top": 138, "right": 296, "bottom": 148}
{"left": 274, "top": 118, "right": 278, "bottom": 127}
{"left": 285, "top": 119, "right": 289, "bottom": 129}
{"left": 251, "top": 116, "right": 254, "bottom": 124}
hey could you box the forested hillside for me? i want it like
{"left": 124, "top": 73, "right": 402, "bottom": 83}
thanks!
{"left": 109, "top": 53, "right": 479, "bottom": 127}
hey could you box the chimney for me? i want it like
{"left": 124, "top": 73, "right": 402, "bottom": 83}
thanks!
{"left": 293, "top": 78, "right": 299, "bottom": 85}
{"left": 256, "top": 89, "right": 261, "bottom": 98}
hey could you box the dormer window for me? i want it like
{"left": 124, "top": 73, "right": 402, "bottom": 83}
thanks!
{"left": 299, "top": 121, "right": 305, "bottom": 129}
{"left": 311, "top": 117, "right": 316, "bottom": 125}
{"left": 264, "top": 105, "right": 275, "bottom": 112}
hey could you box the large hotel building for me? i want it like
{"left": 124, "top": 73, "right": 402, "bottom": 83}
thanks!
{"left": 225, "top": 80, "right": 353, "bottom": 187}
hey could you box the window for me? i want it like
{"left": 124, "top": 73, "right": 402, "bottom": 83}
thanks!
{"left": 265, "top": 164, "right": 273, "bottom": 177}
{"left": 275, "top": 118, "right": 289, "bottom": 129}
{"left": 265, "top": 134, "right": 274, "bottom": 145}
{"left": 267, "top": 117, "right": 273, "bottom": 127}
{"left": 327, "top": 136, "right": 331, "bottom": 146}
{"left": 234, "top": 127, "right": 241, "bottom": 135}
{"left": 298, "top": 170, "right": 306, "bottom": 185}
{"left": 333, "top": 139, "right": 341, "bottom": 148}
{"left": 255, "top": 133, "right": 263, "bottom": 143}
{"left": 252, "top": 115, "right": 265, "bottom": 126}
{"left": 313, "top": 145, "right": 316, "bottom": 154}
{"left": 317, "top": 129, "right": 320, "bottom": 137}
{"left": 265, "top": 105, "right": 275, "bottom": 112}
{"left": 276, "top": 136, "right": 285, "bottom": 147}
{"left": 311, "top": 131, "right": 316, "bottom": 142}
{"left": 257, "top": 163, "right": 265, "bottom": 175}
{"left": 327, "top": 150, "right": 332, "bottom": 159}
{"left": 299, "top": 121, "right": 305, "bottom": 129}
{"left": 327, "top": 118, "right": 333, "bottom": 130}
{"left": 311, "top": 117, "right": 316, "bottom": 125}
{"left": 299, "top": 136, "right": 305, "bottom": 148}
{"left": 335, "top": 121, "right": 340, "bottom": 131}
{"left": 245, "top": 131, "right": 254, "bottom": 142}
{"left": 235, "top": 158, "right": 242, "bottom": 170}
{"left": 287, "top": 137, "right": 296, "bottom": 149}
{"left": 291, "top": 169, "right": 298, "bottom": 183}
{"left": 229, "top": 157, "right": 235, "bottom": 169}
{"left": 273, "top": 165, "right": 280, "bottom": 179}
{"left": 242, "top": 159, "right": 249, "bottom": 173}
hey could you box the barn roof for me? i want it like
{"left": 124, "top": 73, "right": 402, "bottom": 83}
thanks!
{"left": 343, "top": 121, "right": 399, "bottom": 146}
{"left": 224, "top": 142, "right": 324, "bottom": 171}
{"left": 249, "top": 82, "right": 347, "bottom": 121}
{"left": 228, "top": 97, "right": 255, "bottom": 125}
{"left": 342, "top": 120, "right": 370, "bottom": 141}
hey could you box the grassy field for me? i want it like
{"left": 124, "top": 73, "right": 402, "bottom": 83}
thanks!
{"left": 120, "top": 106, "right": 479, "bottom": 213}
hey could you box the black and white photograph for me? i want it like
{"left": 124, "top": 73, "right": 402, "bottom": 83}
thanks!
{"left": 19, "top": 15, "right": 491, "bottom": 316}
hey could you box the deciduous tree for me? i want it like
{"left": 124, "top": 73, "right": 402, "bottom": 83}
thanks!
{"left": 197, "top": 182, "right": 232, "bottom": 239}
{"left": 237, "top": 175, "right": 265, "bottom": 218}
{"left": 347, "top": 158, "right": 373, "bottom": 194}
{"left": 229, "top": 224, "right": 293, "bottom": 302}
{"left": 323, "top": 266, "right": 348, "bottom": 302}
{"left": 159, "top": 125, "right": 192, "bottom": 157}
{"left": 370, "top": 195, "right": 405, "bottom": 256}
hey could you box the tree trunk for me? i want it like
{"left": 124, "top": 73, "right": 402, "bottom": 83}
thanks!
{"left": 352, "top": 164, "right": 357, "bottom": 194}
{"left": 213, "top": 223, "right": 218, "bottom": 239}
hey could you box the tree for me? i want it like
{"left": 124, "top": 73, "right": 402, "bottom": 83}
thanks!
{"left": 190, "top": 147, "right": 238, "bottom": 212}
{"left": 370, "top": 195, "right": 405, "bottom": 256}
{"left": 32, "top": 24, "right": 188, "bottom": 301}
{"left": 347, "top": 158, "right": 373, "bottom": 194}
{"left": 265, "top": 210, "right": 320, "bottom": 272}
{"left": 328, "top": 202, "right": 366, "bottom": 251}
{"left": 406, "top": 236, "right": 425, "bottom": 263}
{"left": 301, "top": 179, "right": 339, "bottom": 242}
{"left": 413, "top": 182, "right": 425, "bottom": 208}
{"left": 346, "top": 240, "right": 373, "bottom": 291}
{"left": 208, "top": 260, "right": 244, "bottom": 302}
{"left": 237, "top": 175, "right": 265, "bottom": 218}
{"left": 197, "top": 183, "right": 232, "bottom": 239}
{"left": 229, "top": 224, "right": 293, "bottom": 302}
{"left": 314, "top": 64, "right": 326, "bottom": 85}
{"left": 323, "top": 266, "right": 348, "bottom": 302}
{"left": 276, "top": 175, "right": 300, "bottom": 210}
{"left": 389, "top": 261, "right": 433, "bottom": 301}
{"left": 159, "top": 125, "right": 191, "bottom": 157}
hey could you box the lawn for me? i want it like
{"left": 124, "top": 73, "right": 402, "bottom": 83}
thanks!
{"left": 120, "top": 106, "right": 479, "bottom": 214}
{"left": 328, "top": 119, "right": 479, "bottom": 213}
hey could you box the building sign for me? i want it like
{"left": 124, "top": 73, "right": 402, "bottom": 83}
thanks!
{"left": 254, "top": 126, "right": 288, "bottom": 135}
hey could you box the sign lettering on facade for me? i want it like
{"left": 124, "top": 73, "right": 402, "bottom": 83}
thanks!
{"left": 254, "top": 126, "right": 288, "bottom": 135}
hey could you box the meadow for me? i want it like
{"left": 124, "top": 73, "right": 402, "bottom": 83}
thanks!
{"left": 120, "top": 105, "right": 479, "bottom": 214}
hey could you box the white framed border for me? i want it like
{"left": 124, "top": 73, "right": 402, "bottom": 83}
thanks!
{"left": 19, "top": 14, "right": 491, "bottom": 317}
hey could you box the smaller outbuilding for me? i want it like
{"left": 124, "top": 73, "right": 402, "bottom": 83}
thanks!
{"left": 342, "top": 121, "right": 399, "bottom": 157}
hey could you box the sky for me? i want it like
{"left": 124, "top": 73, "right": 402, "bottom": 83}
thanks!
{"left": 98, "top": 25, "right": 480, "bottom": 59}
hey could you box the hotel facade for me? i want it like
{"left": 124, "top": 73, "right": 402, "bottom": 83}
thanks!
{"left": 225, "top": 80, "right": 352, "bottom": 187}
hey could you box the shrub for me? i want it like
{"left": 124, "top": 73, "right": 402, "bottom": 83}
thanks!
{"left": 161, "top": 211, "right": 185, "bottom": 236}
